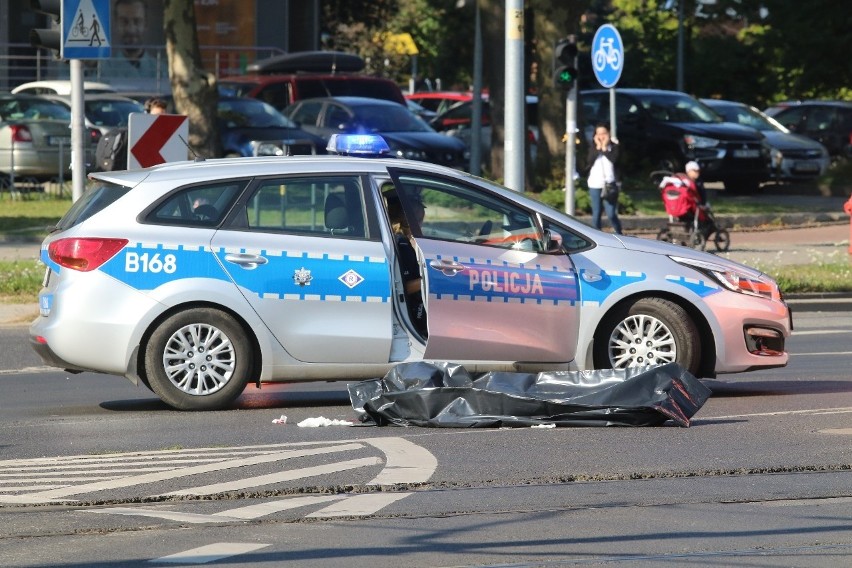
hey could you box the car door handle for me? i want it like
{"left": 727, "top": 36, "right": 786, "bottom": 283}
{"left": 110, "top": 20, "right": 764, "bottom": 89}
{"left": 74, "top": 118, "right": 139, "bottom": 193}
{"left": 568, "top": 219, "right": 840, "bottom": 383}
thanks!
{"left": 224, "top": 253, "right": 268, "bottom": 270}
{"left": 429, "top": 258, "right": 466, "bottom": 276}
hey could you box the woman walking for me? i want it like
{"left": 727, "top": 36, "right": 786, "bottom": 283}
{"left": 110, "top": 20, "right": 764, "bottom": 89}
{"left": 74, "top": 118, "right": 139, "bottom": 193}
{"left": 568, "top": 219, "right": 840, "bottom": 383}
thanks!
{"left": 585, "top": 123, "right": 622, "bottom": 234}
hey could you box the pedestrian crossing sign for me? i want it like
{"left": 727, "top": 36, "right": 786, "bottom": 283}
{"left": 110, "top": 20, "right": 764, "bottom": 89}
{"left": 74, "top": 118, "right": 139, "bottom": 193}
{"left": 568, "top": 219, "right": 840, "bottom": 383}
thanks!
{"left": 63, "top": 0, "right": 111, "bottom": 59}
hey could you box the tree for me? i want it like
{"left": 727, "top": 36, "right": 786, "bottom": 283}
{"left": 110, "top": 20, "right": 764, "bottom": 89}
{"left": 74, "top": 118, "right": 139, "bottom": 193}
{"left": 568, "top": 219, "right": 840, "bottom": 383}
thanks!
{"left": 163, "top": 0, "right": 220, "bottom": 158}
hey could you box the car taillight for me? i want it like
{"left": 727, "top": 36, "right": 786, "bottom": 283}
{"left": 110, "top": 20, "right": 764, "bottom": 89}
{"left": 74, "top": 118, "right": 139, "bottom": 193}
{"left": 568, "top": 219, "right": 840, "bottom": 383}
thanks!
{"left": 48, "top": 238, "right": 128, "bottom": 272}
{"left": 9, "top": 124, "right": 33, "bottom": 143}
{"left": 89, "top": 128, "right": 102, "bottom": 144}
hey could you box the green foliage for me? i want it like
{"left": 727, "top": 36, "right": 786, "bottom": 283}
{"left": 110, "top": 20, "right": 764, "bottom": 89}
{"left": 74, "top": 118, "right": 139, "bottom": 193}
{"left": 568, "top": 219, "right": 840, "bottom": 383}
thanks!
{"left": 0, "top": 259, "right": 44, "bottom": 301}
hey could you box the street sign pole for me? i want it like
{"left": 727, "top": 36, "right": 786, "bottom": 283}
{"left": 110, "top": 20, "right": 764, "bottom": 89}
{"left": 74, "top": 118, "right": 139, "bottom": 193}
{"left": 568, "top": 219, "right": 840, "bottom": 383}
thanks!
{"left": 70, "top": 59, "right": 85, "bottom": 201}
{"left": 62, "top": 0, "right": 111, "bottom": 201}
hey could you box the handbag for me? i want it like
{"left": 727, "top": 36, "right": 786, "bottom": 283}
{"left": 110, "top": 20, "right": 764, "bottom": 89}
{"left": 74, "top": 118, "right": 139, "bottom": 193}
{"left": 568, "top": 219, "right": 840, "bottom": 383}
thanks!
{"left": 602, "top": 181, "right": 620, "bottom": 203}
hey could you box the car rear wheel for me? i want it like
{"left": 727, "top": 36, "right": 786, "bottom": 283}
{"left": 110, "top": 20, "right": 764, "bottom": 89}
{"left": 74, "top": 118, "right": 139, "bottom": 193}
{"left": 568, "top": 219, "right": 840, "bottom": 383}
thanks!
{"left": 145, "top": 308, "right": 252, "bottom": 410}
{"left": 594, "top": 297, "right": 701, "bottom": 376}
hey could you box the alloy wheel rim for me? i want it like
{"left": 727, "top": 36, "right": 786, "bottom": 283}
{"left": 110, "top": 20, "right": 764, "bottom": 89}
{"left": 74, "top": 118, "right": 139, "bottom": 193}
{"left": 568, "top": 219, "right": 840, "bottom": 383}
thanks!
{"left": 162, "top": 323, "right": 235, "bottom": 396}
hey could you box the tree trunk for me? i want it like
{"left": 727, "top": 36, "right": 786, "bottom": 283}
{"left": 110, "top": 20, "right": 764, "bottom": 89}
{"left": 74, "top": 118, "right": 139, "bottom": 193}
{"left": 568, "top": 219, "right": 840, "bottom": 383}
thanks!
{"left": 481, "top": 0, "right": 505, "bottom": 181}
{"left": 163, "top": 0, "right": 220, "bottom": 158}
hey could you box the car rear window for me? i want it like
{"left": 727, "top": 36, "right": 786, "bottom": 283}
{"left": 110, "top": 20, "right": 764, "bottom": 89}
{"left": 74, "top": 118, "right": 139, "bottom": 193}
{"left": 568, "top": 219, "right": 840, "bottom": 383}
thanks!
{"left": 54, "top": 182, "right": 132, "bottom": 231}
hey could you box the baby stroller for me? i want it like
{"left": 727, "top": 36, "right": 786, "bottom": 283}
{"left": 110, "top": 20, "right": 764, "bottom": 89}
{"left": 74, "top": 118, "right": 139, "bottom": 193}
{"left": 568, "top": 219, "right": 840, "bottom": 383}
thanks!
{"left": 654, "top": 173, "right": 730, "bottom": 252}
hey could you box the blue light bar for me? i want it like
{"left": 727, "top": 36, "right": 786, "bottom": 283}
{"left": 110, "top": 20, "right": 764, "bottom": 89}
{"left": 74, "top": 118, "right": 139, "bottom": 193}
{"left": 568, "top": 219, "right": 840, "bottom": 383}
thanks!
{"left": 326, "top": 134, "right": 391, "bottom": 157}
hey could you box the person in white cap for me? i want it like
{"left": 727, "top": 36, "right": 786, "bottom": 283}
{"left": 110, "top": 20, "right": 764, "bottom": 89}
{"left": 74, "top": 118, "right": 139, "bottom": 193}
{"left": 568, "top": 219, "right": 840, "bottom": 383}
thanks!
{"left": 684, "top": 161, "right": 707, "bottom": 206}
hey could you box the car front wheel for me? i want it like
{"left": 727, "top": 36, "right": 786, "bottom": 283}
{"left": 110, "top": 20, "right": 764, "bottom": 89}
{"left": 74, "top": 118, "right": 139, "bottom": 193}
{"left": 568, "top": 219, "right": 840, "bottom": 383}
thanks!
{"left": 145, "top": 308, "right": 253, "bottom": 410}
{"left": 594, "top": 297, "right": 701, "bottom": 376}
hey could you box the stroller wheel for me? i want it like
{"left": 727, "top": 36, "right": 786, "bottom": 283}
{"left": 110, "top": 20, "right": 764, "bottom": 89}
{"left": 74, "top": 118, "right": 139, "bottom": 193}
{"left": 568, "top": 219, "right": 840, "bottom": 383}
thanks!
{"left": 714, "top": 228, "right": 731, "bottom": 252}
{"left": 656, "top": 227, "right": 672, "bottom": 242}
{"left": 690, "top": 231, "right": 706, "bottom": 250}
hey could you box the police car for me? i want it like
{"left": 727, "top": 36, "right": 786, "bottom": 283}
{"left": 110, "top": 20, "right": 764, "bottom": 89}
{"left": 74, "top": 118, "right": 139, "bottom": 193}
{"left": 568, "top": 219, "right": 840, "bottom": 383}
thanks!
{"left": 30, "top": 135, "right": 791, "bottom": 410}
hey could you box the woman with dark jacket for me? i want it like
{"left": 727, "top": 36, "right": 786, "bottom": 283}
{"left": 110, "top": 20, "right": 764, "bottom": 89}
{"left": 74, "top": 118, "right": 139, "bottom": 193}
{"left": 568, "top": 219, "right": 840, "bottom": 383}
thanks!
{"left": 585, "top": 123, "right": 622, "bottom": 234}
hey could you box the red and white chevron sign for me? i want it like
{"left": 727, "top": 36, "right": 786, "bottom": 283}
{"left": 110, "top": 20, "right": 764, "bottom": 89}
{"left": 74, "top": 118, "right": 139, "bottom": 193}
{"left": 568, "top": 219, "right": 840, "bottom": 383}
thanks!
{"left": 127, "top": 113, "right": 190, "bottom": 169}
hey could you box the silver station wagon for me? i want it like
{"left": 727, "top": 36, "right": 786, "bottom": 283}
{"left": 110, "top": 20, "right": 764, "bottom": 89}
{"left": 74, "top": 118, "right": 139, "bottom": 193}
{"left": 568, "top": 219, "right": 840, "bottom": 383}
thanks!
{"left": 30, "top": 135, "right": 791, "bottom": 410}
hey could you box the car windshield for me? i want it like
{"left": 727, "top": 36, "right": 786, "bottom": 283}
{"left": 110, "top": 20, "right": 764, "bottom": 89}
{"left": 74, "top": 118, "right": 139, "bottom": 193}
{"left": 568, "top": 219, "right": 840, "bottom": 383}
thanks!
{"left": 351, "top": 104, "right": 433, "bottom": 133}
{"left": 85, "top": 99, "right": 144, "bottom": 127}
{"left": 218, "top": 99, "right": 297, "bottom": 128}
{"left": 634, "top": 92, "right": 722, "bottom": 124}
{"left": 710, "top": 104, "right": 789, "bottom": 133}
{"left": 218, "top": 82, "right": 258, "bottom": 98}
{"left": 0, "top": 98, "right": 71, "bottom": 121}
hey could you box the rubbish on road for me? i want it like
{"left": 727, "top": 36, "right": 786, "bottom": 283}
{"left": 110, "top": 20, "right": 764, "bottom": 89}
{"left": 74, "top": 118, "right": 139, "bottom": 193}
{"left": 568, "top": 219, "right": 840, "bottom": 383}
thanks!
{"left": 349, "top": 361, "right": 711, "bottom": 428}
{"left": 297, "top": 416, "right": 355, "bottom": 427}
{"left": 271, "top": 415, "right": 287, "bottom": 424}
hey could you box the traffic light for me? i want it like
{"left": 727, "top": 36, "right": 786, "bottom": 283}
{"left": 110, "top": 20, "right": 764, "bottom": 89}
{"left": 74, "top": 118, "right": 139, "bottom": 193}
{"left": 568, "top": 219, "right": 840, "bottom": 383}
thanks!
{"left": 553, "top": 36, "right": 578, "bottom": 91}
{"left": 29, "top": 0, "right": 63, "bottom": 57}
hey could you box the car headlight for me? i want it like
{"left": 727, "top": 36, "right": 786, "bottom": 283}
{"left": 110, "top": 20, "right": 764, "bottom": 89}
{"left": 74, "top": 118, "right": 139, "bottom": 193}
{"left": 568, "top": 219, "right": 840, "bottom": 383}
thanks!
{"left": 254, "top": 142, "right": 286, "bottom": 156}
{"left": 670, "top": 256, "right": 781, "bottom": 301}
{"left": 395, "top": 149, "right": 428, "bottom": 160}
{"left": 770, "top": 147, "right": 783, "bottom": 166}
{"left": 683, "top": 134, "right": 720, "bottom": 149}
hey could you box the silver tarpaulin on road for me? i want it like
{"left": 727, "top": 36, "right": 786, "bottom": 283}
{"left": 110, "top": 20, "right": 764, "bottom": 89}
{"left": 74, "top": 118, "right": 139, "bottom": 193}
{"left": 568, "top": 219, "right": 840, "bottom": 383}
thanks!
{"left": 349, "top": 362, "right": 711, "bottom": 428}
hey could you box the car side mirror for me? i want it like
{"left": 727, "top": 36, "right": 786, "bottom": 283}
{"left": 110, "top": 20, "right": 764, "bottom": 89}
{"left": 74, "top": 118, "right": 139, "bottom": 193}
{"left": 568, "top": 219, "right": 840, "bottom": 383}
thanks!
{"left": 543, "top": 229, "right": 564, "bottom": 253}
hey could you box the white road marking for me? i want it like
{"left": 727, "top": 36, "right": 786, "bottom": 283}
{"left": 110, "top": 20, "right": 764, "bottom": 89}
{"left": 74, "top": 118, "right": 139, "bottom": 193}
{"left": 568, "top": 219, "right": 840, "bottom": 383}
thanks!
{"left": 706, "top": 406, "right": 852, "bottom": 421}
{"left": 150, "top": 543, "right": 270, "bottom": 564}
{"left": 307, "top": 492, "right": 414, "bottom": 518}
{"left": 0, "top": 443, "right": 364, "bottom": 504}
{"left": 790, "top": 351, "right": 852, "bottom": 356}
{"left": 159, "top": 457, "right": 381, "bottom": 497}
{"left": 215, "top": 495, "right": 347, "bottom": 520}
{"left": 792, "top": 330, "right": 852, "bottom": 335}
{"left": 89, "top": 507, "right": 245, "bottom": 524}
{"left": 365, "top": 436, "right": 438, "bottom": 484}
{"left": 6, "top": 437, "right": 439, "bottom": 523}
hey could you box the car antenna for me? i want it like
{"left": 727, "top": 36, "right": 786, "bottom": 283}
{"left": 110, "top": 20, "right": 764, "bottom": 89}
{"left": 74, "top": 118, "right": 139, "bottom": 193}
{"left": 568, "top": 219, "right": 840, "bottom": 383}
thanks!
{"left": 178, "top": 135, "right": 204, "bottom": 162}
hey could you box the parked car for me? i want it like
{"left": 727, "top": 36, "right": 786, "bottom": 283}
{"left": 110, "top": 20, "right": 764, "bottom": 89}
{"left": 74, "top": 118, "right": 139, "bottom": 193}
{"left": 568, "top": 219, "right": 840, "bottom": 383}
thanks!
{"left": 0, "top": 94, "right": 80, "bottom": 182}
{"left": 768, "top": 101, "right": 852, "bottom": 160}
{"left": 40, "top": 93, "right": 145, "bottom": 137}
{"left": 702, "top": 99, "right": 830, "bottom": 180}
{"left": 405, "top": 91, "right": 474, "bottom": 115}
{"left": 160, "top": 95, "right": 326, "bottom": 158}
{"left": 11, "top": 80, "right": 116, "bottom": 95}
{"left": 29, "top": 134, "right": 791, "bottom": 410}
{"left": 283, "top": 96, "right": 469, "bottom": 169}
{"left": 219, "top": 51, "right": 407, "bottom": 113}
{"left": 581, "top": 88, "right": 771, "bottom": 193}
{"left": 429, "top": 94, "right": 539, "bottom": 166}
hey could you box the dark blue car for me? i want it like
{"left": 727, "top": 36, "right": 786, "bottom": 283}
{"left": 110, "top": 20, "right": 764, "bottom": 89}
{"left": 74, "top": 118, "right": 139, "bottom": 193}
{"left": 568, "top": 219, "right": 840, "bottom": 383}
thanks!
{"left": 216, "top": 96, "right": 326, "bottom": 157}
{"left": 282, "top": 96, "right": 470, "bottom": 170}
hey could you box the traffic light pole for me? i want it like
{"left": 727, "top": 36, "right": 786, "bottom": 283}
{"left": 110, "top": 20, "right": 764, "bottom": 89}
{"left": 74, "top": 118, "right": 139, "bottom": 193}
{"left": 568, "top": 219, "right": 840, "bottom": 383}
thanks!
{"left": 565, "top": 83, "right": 577, "bottom": 216}
{"left": 70, "top": 59, "right": 85, "bottom": 201}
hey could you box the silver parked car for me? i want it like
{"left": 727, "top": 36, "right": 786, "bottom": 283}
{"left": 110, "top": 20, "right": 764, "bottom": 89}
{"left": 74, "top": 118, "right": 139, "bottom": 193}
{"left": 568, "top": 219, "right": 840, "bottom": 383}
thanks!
{"left": 702, "top": 98, "right": 830, "bottom": 180}
{"left": 0, "top": 94, "right": 77, "bottom": 182}
{"left": 30, "top": 135, "right": 791, "bottom": 411}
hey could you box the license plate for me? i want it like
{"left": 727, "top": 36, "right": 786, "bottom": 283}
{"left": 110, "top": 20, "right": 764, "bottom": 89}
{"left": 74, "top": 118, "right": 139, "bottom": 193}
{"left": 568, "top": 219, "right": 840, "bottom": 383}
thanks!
{"left": 47, "top": 136, "right": 71, "bottom": 146}
{"left": 793, "top": 161, "right": 819, "bottom": 172}
{"left": 733, "top": 149, "right": 760, "bottom": 158}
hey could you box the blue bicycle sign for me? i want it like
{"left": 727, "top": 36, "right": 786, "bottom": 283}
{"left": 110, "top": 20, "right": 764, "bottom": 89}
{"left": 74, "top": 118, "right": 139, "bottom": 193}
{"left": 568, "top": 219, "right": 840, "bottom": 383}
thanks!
{"left": 591, "top": 24, "right": 624, "bottom": 88}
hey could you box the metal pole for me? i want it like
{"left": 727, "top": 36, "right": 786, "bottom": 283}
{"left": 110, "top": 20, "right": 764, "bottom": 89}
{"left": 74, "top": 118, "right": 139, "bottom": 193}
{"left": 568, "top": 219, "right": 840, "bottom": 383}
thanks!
{"left": 504, "top": 0, "right": 524, "bottom": 191}
{"left": 677, "top": 0, "right": 685, "bottom": 91}
{"left": 470, "top": 0, "right": 483, "bottom": 176}
{"left": 565, "top": 85, "right": 577, "bottom": 216}
{"left": 70, "top": 59, "right": 86, "bottom": 202}
{"left": 609, "top": 87, "right": 617, "bottom": 141}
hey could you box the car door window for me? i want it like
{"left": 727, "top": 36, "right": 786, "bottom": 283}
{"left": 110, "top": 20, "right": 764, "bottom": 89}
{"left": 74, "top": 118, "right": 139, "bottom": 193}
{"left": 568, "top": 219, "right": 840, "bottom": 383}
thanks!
{"left": 240, "top": 175, "right": 368, "bottom": 239}
{"left": 147, "top": 181, "right": 247, "bottom": 227}
{"left": 289, "top": 101, "right": 323, "bottom": 127}
{"left": 391, "top": 172, "right": 544, "bottom": 252}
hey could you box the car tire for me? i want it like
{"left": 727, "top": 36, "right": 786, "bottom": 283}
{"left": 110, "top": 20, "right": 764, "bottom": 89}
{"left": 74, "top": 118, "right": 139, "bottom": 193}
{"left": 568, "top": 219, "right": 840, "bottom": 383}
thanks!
{"left": 594, "top": 297, "right": 701, "bottom": 376}
{"left": 144, "top": 308, "right": 252, "bottom": 410}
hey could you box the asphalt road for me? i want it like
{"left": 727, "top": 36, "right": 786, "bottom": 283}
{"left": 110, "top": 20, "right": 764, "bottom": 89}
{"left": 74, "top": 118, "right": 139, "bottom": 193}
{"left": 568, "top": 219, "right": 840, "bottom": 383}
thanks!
{"left": 1, "top": 311, "right": 851, "bottom": 567}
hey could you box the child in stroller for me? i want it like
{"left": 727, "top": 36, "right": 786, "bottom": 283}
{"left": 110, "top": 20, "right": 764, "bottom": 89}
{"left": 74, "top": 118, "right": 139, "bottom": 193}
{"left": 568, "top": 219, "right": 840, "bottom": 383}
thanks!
{"left": 655, "top": 170, "right": 730, "bottom": 251}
